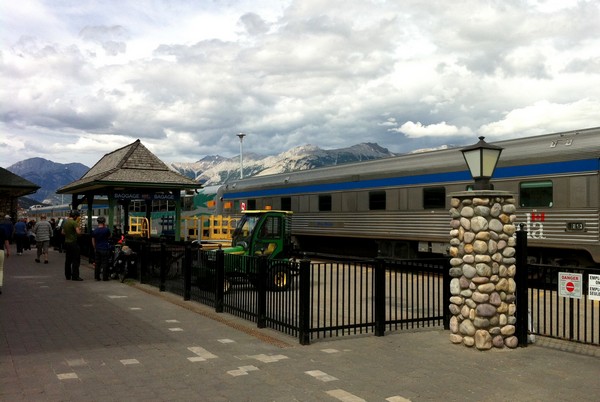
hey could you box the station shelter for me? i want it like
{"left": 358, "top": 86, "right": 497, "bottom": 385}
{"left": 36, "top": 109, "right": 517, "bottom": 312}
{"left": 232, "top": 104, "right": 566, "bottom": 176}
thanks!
{"left": 56, "top": 140, "right": 202, "bottom": 241}
{"left": 0, "top": 167, "right": 40, "bottom": 220}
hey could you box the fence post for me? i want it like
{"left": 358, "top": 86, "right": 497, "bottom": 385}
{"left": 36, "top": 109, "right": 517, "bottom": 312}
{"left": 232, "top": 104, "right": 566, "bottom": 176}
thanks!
{"left": 515, "top": 224, "right": 528, "bottom": 347}
{"left": 138, "top": 240, "right": 147, "bottom": 284}
{"left": 215, "top": 249, "right": 225, "bottom": 313}
{"left": 298, "top": 256, "right": 311, "bottom": 345}
{"left": 374, "top": 255, "right": 386, "bottom": 337}
{"left": 183, "top": 242, "right": 192, "bottom": 301}
{"left": 159, "top": 240, "right": 167, "bottom": 292}
{"left": 257, "top": 255, "right": 267, "bottom": 329}
{"left": 443, "top": 259, "right": 451, "bottom": 330}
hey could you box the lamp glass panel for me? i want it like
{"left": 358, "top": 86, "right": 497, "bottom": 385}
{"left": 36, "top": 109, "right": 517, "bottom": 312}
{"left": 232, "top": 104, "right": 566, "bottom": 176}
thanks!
{"left": 481, "top": 149, "right": 501, "bottom": 177}
{"left": 463, "top": 151, "right": 482, "bottom": 177}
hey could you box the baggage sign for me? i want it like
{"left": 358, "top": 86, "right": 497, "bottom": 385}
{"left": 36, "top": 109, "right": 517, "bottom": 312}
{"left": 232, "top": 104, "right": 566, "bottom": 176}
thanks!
{"left": 589, "top": 274, "right": 600, "bottom": 301}
{"left": 558, "top": 272, "right": 582, "bottom": 299}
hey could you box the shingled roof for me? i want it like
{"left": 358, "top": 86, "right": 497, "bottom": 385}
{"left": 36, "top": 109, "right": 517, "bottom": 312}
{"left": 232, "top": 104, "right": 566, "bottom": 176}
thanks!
{"left": 0, "top": 167, "right": 40, "bottom": 197}
{"left": 57, "top": 140, "right": 201, "bottom": 194}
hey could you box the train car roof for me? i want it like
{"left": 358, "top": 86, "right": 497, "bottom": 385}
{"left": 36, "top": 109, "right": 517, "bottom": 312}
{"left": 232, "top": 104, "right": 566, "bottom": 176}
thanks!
{"left": 226, "top": 127, "right": 600, "bottom": 192}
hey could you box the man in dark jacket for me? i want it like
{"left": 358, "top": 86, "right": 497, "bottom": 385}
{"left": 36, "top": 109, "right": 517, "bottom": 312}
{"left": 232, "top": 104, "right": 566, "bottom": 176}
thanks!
{"left": 91, "top": 216, "right": 111, "bottom": 281}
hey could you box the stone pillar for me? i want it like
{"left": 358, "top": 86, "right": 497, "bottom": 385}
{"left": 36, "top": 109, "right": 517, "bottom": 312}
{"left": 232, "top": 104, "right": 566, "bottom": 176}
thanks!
{"left": 448, "top": 191, "right": 519, "bottom": 350}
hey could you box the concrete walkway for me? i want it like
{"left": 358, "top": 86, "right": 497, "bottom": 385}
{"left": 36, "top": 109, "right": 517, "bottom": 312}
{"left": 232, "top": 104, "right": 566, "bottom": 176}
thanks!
{"left": 1, "top": 245, "right": 599, "bottom": 401}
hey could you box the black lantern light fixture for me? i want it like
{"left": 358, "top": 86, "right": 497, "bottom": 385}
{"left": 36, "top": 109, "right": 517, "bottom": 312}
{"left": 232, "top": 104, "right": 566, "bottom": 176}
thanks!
{"left": 461, "top": 136, "right": 503, "bottom": 190}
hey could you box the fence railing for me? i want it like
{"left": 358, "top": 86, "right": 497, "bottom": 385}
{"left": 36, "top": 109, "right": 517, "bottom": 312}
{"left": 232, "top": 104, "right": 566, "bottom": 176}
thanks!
{"left": 526, "top": 263, "right": 600, "bottom": 345}
{"left": 126, "top": 237, "right": 449, "bottom": 345}
{"left": 124, "top": 235, "right": 600, "bottom": 347}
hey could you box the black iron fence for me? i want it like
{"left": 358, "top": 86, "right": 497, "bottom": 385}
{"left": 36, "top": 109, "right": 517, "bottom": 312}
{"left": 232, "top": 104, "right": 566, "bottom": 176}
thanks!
{"left": 514, "top": 230, "right": 600, "bottom": 347}
{"left": 526, "top": 263, "right": 600, "bottom": 345}
{"left": 125, "top": 235, "right": 599, "bottom": 347}
{"left": 126, "top": 237, "right": 449, "bottom": 344}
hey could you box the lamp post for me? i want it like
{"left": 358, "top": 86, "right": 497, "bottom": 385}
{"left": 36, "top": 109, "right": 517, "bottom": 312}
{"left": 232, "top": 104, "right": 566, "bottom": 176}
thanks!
{"left": 461, "top": 136, "right": 503, "bottom": 190}
{"left": 237, "top": 132, "right": 246, "bottom": 179}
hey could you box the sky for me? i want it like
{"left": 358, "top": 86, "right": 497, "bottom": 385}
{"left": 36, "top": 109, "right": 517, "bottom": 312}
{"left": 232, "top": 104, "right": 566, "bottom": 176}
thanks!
{"left": 2, "top": 0, "right": 600, "bottom": 168}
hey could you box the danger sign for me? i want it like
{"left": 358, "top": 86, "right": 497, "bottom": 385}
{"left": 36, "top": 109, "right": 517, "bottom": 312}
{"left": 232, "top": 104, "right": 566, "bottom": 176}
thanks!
{"left": 558, "top": 272, "right": 582, "bottom": 299}
{"left": 589, "top": 274, "right": 600, "bottom": 301}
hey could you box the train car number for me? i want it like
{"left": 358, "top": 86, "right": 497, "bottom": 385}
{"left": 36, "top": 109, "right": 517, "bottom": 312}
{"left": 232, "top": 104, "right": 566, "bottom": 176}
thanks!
{"left": 566, "top": 222, "right": 585, "bottom": 231}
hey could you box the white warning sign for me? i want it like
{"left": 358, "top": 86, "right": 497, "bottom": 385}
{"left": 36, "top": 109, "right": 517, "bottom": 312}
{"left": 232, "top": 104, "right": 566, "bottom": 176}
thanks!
{"left": 558, "top": 272, "right": 582, "bottom": 299}
{"left": 589, "top": 274, "right": 600, "bottom": 301}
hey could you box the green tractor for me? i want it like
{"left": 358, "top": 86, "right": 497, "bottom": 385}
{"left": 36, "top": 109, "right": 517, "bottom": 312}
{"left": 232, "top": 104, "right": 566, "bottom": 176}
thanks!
{"left": 198, "top": 210, "right": 297, "bottom": 292}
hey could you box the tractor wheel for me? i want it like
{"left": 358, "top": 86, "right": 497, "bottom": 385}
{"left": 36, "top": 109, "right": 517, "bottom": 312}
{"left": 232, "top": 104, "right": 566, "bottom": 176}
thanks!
{"left": 223, "top": 278, "right": 232, "bottom": 294}
{"left": 268, "top": 265, "right": 291, "bottom": 291}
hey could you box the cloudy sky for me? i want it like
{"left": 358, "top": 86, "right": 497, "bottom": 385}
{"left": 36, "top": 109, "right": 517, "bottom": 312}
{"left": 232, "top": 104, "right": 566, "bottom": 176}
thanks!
{"left": 2, "top": 0, "right": 600, "bottom": 168}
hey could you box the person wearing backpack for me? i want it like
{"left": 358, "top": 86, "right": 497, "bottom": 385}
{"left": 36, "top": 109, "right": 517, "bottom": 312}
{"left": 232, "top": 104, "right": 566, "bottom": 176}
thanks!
{"left": 33, "top": 215, "right": 53, "bottom": 264}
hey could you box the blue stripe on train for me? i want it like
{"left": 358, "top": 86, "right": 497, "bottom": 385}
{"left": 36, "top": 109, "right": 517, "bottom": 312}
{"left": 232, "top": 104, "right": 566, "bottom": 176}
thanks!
{"left": 224, "top": 158, "right": 599, "bottom": 199}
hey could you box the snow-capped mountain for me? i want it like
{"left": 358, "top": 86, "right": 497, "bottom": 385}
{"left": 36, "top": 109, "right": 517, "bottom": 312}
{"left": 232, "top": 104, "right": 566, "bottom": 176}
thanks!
{"left": 7, "top": 142, "right": 396, "bottom": 203}
{"left": 170, "top": 142, "right": 396, "bottom": 185}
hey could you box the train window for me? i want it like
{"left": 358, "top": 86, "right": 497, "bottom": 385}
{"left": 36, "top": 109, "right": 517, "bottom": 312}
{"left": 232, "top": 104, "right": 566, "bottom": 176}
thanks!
{"left": 423, "top": 187, "right": 446, "bottom": 209}
{"left": 369, "top": 191, "right": 386, "bottom": 210}
{"left": 247, "top": 199, "right": 257, "bottom": 210}
{"left": 318, "top": 195, "right": 332, "bottom": 211}
{"left": 281, "top": 197, "right": 291, "bottom": 211}
{"left": 520, "top": 181, "right": 553, "bottom": 207}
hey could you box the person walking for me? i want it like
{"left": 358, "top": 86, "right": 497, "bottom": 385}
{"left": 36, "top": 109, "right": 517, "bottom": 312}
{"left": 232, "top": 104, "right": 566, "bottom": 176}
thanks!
{"left": 62, "top": 210, "right": 83, "bottom": 281}
{"left": 0, "top": 219, "right": 9, "bottom": 294}
{"left": 0, "top": 214, "right": 13, "bottom": 247}
{"left": 91, "top": 216, "right": 111, "bottom": 281}
{"left": 26, "top": 219, "right": 36, "bottom": 250}
{"left": 33, "top": 214, "right": 53, "bottom": 264}
{"left": 14, "top": 217, "right": 28, "bottom": 255}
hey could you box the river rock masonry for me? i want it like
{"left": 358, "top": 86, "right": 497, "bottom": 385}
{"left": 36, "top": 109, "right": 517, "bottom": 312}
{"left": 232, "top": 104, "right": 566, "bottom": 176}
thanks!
{"left": 448, "top": 194, "right": 519, "bottom": 350}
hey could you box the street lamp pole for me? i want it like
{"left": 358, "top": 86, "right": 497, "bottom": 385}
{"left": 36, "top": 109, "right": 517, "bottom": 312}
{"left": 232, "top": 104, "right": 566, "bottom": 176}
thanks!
{"left": 237, "top": 133, "right": 246, "bottom": 179}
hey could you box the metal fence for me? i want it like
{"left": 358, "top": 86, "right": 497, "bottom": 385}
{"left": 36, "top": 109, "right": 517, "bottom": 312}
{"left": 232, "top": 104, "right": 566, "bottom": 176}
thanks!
{"left": 125, "top": 236, "right": 600, "bottom": 347}
{"left": 126, "top": 237, "right": 449, "bottom": 344}
{"left": 527, "top": 263, "right": 600, "bottom": 345}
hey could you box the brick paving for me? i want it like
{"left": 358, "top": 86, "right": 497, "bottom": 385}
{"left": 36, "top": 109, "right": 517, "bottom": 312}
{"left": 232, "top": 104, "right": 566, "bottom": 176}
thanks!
{"left": 1, "top": 245, "right": 599, "bottom": 401}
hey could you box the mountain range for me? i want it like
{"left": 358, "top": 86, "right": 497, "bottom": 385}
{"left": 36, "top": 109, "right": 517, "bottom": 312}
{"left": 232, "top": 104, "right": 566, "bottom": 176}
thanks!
{"left": 7, "top": 142, "right": 397, "bottom": 205}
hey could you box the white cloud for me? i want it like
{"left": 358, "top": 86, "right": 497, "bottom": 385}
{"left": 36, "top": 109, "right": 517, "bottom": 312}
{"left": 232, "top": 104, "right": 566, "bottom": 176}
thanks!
{"left": 392, "top": 121, "right": 473, "bottom": 138}
{"left": 478, "top": 99, "right": 600, "bottom": 138}
{"left": 1, "top": 0, "right": 600, "bottom": 167}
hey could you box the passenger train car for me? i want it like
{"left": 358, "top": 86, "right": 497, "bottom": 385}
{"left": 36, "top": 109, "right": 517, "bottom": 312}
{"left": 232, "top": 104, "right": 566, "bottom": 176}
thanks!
{"left": 26, "top": 203, "right": 111, "bottom": 227}
{"left": 214, "top": 127, "right": 600, "bottom": 266}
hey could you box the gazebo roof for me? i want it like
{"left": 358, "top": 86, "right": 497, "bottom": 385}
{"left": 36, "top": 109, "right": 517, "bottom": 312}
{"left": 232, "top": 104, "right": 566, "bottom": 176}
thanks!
{"left": 0, "top": 167, "right": 40, "bottom": 197}
{"left": 57, "top": 140, "right": 201, "bottom": 194}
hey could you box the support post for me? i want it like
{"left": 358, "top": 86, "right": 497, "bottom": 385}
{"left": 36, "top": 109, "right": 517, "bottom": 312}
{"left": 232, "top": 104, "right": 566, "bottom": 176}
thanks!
{"left": 448, "top": 191, "right": 519, "bottom": 349}
{"left": 257, "top": 255, "right": 267, "bottom": 329}
{"left": 298, "top": 256, "right": 311, "bottom": 345}
{"left": 215, "top": 249, "right": 225, "bottom": 313}
{"left": 443, "top": 258, "right": 452, "bottom": 330}
{"left": 515, "top": 225, "right": 528, "bottom": 346}
{"left": 183, "top": 242, "right": 192, "bottom": 301}
{"left": 374, "top": 256, "right": 386, "bottom": 337}
{"left": 159, "top": 240, "right": 166, "bottom": 292}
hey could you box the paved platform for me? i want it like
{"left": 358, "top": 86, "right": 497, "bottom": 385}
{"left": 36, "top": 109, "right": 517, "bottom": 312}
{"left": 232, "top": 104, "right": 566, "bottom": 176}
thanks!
{"left": 1, "top": 246, "right": 599, "bottom": 401}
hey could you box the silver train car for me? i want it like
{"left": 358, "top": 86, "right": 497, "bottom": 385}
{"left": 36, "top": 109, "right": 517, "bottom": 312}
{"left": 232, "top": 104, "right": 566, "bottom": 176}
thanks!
{"left": 219, "top": 127, "right": 600, "bottom": 266}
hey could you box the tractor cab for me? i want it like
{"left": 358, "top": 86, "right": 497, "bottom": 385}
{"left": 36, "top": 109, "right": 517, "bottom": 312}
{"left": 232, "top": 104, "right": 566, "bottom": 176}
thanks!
{"left": 230, "top": 210, "right": 293, "bottom": 259}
